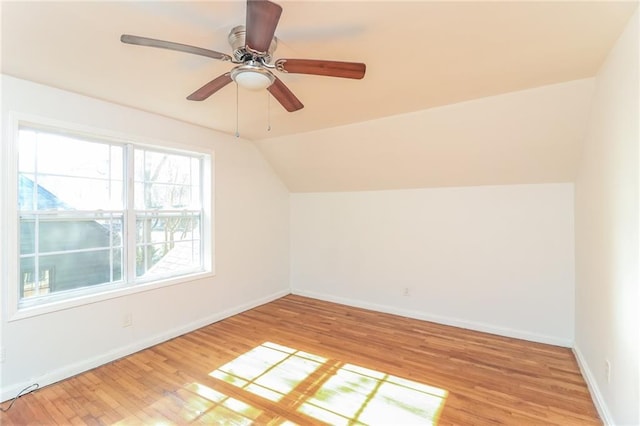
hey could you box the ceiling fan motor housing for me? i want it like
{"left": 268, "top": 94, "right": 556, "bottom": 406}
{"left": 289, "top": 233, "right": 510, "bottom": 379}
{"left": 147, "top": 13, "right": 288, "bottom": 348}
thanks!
{"left": 228, "top": 25, "right": 277, "bottom": 63}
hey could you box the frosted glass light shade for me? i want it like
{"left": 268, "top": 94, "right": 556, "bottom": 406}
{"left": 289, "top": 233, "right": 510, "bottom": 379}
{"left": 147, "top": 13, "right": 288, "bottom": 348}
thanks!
{"left": 235, "top": 71, "right": 273, "bottom": 90}
{"left": 231, "top": 64, "right": 275, "bottom": 90}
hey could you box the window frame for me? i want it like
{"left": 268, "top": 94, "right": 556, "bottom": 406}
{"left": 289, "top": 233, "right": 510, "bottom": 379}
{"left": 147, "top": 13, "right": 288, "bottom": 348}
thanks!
{"left": 3, "top": 113, "right": 215, "bottom": 321}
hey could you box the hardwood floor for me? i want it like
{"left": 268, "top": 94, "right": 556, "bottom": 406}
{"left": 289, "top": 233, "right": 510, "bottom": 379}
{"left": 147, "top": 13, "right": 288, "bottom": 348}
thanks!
{"left": 1, "top": 295, "right": 600, "bottom": 425}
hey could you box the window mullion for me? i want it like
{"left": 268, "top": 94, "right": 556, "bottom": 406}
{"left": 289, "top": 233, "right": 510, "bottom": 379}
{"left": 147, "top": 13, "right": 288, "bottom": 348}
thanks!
{"left": 32, "top": 133, "right": 40, "bottom": 296}
{"left": 34, "top": 214, "right": 40, "bottom": 297}
{"left": 125, "top": 144, "right": 136, "bottom": 284}
{"left": 109, "top": 212, "right": 113, "bottom": 284}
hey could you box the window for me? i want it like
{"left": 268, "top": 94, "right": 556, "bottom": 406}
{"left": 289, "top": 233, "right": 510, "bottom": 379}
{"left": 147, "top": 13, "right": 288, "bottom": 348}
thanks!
{"left": 13, "top": 122, "right": 211, "bottom": 313}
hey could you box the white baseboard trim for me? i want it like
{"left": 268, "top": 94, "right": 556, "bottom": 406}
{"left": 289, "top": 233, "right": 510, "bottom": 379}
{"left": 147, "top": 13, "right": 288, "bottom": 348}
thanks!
{"left": 573, "top": 345, "right": 614, "bottom": 425}
{"left": 0, "top": 289, "right": 289, "bottom": 403}
{"left": 292, "top": 289, "right": 573, "bottom": 347}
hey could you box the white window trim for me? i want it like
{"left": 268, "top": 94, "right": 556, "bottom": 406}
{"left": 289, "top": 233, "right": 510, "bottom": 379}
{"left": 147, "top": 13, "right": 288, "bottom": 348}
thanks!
{"left": 3, "top": 112, "right": 215, "bottom": 322}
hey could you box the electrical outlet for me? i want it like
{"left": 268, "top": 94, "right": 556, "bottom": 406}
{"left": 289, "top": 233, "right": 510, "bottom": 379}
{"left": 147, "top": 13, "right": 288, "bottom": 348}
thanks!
{"left": 605, "top": 360, "right": 611, "bottom": 383}
{"left": 403, "top": 287, "right": 410, "bottom": 297}
{"left": 123, "top": 312, "right": 133, "bottom": 328}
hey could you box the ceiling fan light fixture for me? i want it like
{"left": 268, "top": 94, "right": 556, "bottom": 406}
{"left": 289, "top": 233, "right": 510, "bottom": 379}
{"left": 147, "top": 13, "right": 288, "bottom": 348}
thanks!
{"left": 231, "top": 63, "right": 275, "bottom": 90}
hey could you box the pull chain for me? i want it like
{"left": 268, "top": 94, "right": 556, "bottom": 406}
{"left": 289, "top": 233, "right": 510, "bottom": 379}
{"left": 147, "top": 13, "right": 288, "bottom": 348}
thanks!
{"left": 235, "top": 82, "right": 240, "bottom": 138}
{"left": 267, "top": 92, "right": 272, "bottom": 132}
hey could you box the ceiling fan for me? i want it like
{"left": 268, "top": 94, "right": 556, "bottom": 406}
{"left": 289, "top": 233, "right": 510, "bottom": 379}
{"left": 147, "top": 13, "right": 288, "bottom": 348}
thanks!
{"left": 121, "top": 0, "right": 366, "bottom": 112}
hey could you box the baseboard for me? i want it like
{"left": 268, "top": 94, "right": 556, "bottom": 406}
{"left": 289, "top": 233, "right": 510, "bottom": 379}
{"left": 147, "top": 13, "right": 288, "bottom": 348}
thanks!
{"left": 292, "top": 289, "right": 573, "bottom": 347}
{"left": 0, "top": 289, "right": 289, "bottom": 403}
{"left": 573, "top": 345, "right": 615, "bottom": 425}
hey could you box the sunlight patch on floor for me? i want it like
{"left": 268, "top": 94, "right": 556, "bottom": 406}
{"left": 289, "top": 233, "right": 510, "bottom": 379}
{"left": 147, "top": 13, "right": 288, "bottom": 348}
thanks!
{"left": 299, "top": 363, "right": 447, "bottom": 425}
{"left": 210, "top": 341, "right": 326, "bottom": 402}
{"left": 205, "top": 342, "right": 448, "bottom": 425}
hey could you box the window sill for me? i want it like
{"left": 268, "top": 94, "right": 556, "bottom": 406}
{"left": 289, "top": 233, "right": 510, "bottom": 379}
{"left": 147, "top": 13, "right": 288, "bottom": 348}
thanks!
{"left": 8, "top": 270, "right": 215, "bottom": 322}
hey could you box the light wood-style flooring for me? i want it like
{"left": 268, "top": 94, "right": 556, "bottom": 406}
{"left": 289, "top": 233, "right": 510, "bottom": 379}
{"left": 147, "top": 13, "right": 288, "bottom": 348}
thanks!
{"left": 1, "top": 295, "right": 600, "bottom": 425}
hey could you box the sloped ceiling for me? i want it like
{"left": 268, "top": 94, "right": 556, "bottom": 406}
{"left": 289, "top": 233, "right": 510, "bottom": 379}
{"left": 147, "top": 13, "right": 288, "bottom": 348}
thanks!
{"left": 1, "top": 1, "right": 638, "bottom": 191}
{"left": 258, "top": 78, "right": 596, "bottom": 192}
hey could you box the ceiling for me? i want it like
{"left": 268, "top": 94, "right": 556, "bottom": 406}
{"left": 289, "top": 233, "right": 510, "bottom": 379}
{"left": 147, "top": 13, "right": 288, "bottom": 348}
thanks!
{"left": 1, "top": 1, "right": 638, "bottom": 191}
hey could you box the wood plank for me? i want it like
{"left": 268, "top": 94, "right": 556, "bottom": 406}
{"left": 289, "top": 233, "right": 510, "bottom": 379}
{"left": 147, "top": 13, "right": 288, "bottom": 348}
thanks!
{"left": 0, "top": 295, "right": 601, "bottom": 425}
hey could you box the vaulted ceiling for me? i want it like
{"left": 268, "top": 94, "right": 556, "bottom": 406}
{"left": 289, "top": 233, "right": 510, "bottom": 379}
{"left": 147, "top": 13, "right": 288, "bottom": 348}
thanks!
{"left": 2, "top": 1, "right": 637, "bottom": 191}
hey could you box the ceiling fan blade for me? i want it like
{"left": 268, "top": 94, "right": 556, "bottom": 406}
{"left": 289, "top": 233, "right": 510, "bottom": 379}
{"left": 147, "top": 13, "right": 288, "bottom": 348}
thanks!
{"left": 267, "top": 77, "right": 304, "bottom": 112}
{"left": 187, "top": 73, "right": 233, "bottom": 101}
{"left": 276, "top": 59, "right": 366, "bottom": 79}
{"left": 245, "top": 0, "right": 282, "bottom": 53}
{"left": 121, "top": 34, "right": 233, "bottom": 62}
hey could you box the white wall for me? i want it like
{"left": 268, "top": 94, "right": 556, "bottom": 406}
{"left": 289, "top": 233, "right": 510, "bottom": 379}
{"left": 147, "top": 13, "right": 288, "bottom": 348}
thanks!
{"left": 574, "top": 9, "right": 639, "bottom": 426}
{"left": 291, "top": 183, "right": 575, "bottom": 346}
{"left": 0, "top": 75, "right": 290, "bottom": 400}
